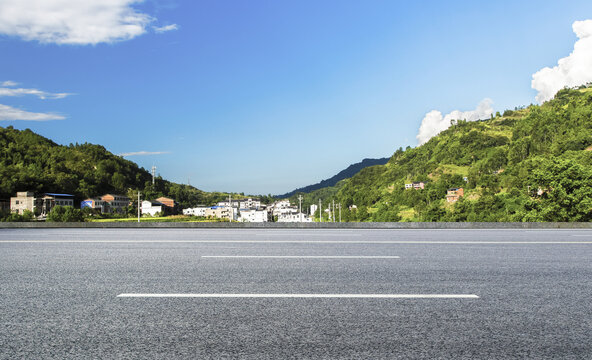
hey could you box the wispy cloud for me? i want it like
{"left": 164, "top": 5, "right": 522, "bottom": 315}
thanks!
{"left": 532, "top": 19, "right": 592, "bottom": 103}
{"left": 416, "top": 99, "right": 494, "bottom": 145}
{"left": 119, "top": 151, "right": 171, "bottom": 157}
{"left": 1, "top": 80, "right": 18, "bottom": 87}
{"left": 154, "top": 24, "right": 178, "bottom": 33}
{"left": 0, "top": 0, "right": 154, "bottom": 45}
{"left": 0, "top": 104, "right": 65, "bottom": 121}
{"left": 0, "top": 87, "right": 72, "bottom": 99}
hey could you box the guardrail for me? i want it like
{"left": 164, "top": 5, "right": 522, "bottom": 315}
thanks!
{"left": 1, "top": 222, "right": 592, "bottom": 229}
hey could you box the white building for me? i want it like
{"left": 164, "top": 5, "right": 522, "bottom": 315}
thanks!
{"left": 238, "top": 209, "right": 268, "bottom": 222}
{"left": 239, "top": 198, "right": 261, "bottom": 209}
{"left": 183, "top": 207, "right": 209, "bottom": 217}
{"left": 141, "top": 200, "right": 164, "bottom": 217}
{"left": 277, "top": 212, "right": 313, "bottom": 223}
{"left": 217, "top": 198, "right": 263, "bottom": 210}
{"left": 205, "top": 206, "right": 237, "bottom": 221}
{"left": 310, "top": 204, "right": 318, "bottom": 215}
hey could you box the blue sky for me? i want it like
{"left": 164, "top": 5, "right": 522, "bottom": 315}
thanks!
{"left": 1, "top": 0, "right": 592, "bottom": 194}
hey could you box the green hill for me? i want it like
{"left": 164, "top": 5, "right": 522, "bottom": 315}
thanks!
{"left": 0, "top": 126, "right": 231, "bottom": 208}
{"left": 302, "top": 87, "right": 592, "bottom": 222}
{"left": 277, "top": 157, "right": 389, "bottom": 198}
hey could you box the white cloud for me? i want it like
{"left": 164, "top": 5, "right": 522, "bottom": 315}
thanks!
{"left": 0, "top": 104, "right": 65, "bottom": 121}
{"left": 119, "top": 151, "right": 171, "bottom": 156}
{"left": 532, "top": 19, "right": 592, "bottom": 103}
{"left": 154, "top": 24, "right": 178, "bottom": 33}
{"left": 2, "top": 81, "right": 18, "bottom": 87}
{"left": 0, "top": 0, "right": 153, "bottom": 45}
{"left": 0, "top": 87, "right": 71, "bottom": 99}
{"left": 416, "top": 98, "right": 494, "bottom": 145}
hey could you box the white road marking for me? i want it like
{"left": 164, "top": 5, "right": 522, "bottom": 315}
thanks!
{"left": 117, "top": 293, "right": 479, "bottom": 299}
{"left": 2, "top": 240, "right": 592, "bottom": 244}
{"left": 201, "top": 255, "right": 400, "bottom": 259}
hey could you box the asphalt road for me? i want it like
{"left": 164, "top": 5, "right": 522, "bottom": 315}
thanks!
{"left": 1, "top": 228, "right": 592, "bottom": 359}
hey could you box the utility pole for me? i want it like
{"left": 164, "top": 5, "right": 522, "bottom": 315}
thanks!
{"left": 137, "top": 191, "right": 141, "bottom": 223}
{"left": 298, "top": 195, "right": 303, "bottom": 223}
{"left": 228, "top": 194, "right": 232, "bottom": 222}
{"left": 339, "top": 203, "right": 342, "bottom": 222}
{"left": 332, "top": 200, "right": 335, "bottom": 223}
{"left": 151, "top": 165, "right": 156, "bottom": 185}
{"left": 319, "top": 199, "right": 322, "bottom": 223}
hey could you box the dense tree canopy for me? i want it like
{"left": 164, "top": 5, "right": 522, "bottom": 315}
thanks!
{"left": 296, "top": 87, "right": 592, "bottom": 222}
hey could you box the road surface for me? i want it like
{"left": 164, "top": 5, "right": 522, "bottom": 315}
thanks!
{"left": 1, "top": 228, "right": 591, "bottom": 359}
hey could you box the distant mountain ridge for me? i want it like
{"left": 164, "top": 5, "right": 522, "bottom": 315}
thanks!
{"left": 277, "top": 157, "right": 389, "bottom": 198}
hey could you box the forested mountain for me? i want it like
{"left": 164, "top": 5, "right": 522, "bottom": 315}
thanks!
{"left": 298, "top": 86, "right": 592, "bottom": 222}
{"left": 278, "top": 157, "right": 389, "bottom": 198}
{"left": 0, "top": 126, "right": 230, "bottom": 208}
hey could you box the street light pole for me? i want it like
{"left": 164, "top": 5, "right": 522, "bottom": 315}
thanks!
{"left": 319, "top": 199, "right": 322, "bottom": 223}
{"left": 298, "top": 195, "right": 303, "bottom": 223}
{"left": 137, "top": 191, "right": 140, "bottom": 223}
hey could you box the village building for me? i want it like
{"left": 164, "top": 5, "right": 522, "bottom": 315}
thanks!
{"left": 101, "top": 194, "right": 130, "bottom": 213}
{"left": 310, "top": 204, "right": 318, "bottom": 215}
{"left": 277, "top": 212, "right": 313, "bottom": 223}
{"left": 10, "top": 191, "right": 38, "bottom": 215}
{"left": 405, "top": 181, "right": 427, "bottom": 190}
{"left": 81, "top": 198, "right": 110, "bottom": 213}
{"left": 182, "top": 206, "right": 209, "bottom": 217}
{"left": 446, "top": 188, "right": 464, "bottom": 203}
{"left": 141, "top": 200, "right": 169, "bottom": 217}
{"left": 39, "top": 193, "right": 74, "bottom": 215}
{"left": 238, "top": 209, "right": 268, "bottom": 222}
{"left": 205, "top": 206, "right": 236, "bottom": 221}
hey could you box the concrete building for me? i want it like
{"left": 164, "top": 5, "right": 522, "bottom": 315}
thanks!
{"left": 446, "top": 188, "right": 464, "bottom": 203}
{"left": 205, "top": 206, "right": 236, "bottom": 221}
{"left": 277, "top": 212, "right": 313, "bottom": 223}
{"left": 10, "top": 191, "right": 38, "bottom": 215}
{"left": 141, "top": 200, "right": 166, "bottom": 217}
{"left": 154, "top": 196, "right": 178, "bottom": 214}
{"left": 310, "top": 204, "right": 318, "bottom": 216}
{"left": 405, "top": 181, "right": 426, "bottom": 190}
{"left": 239, "top": 198, "right": 261, "bottom": 209}
{"left": 39, "top": 193, "right": 74, "bottom": 216}
{"left": 81, "top": 198, "right": 110, "bottom": 213}
{"left": 182, "top": 207, "right": 209, "bottom": 217}
{"left": 238, "top": 209, "right": 268, "bottom": 222}
{"left": 101, "top": 194, "right": 130, "bottom": 213}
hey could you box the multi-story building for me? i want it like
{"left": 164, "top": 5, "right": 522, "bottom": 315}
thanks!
{"left": 81, "top": 198, "right": 110, "bottom": 213}
{"left": 238, "top": 209, "right": 268, "bottom": 222}
{"left": 156, "top": 197, "right": 178, "bottom": 214}
{"left": 10, "top": 191, "right": 38, "bottom": 215}
{"left": 405, "top": 181, "right": 426, "bottom": 190}
{"left": 101, "top": 194, "right": 130, "bottom": 213}
{"left": 446, "top": 188, "right": 464, "bottom": 203}
{"left": 38, "top": 193, "right": 74, "bottom": 215}
{"left": 310, "top": 204, "right": 318, "bottom": 216}
{"left": 205, "top": 206, "right": 236, "bottom": 221}
{"left": 183, "top": 206, "right": 209, "bottom": 217}
{"left": 239, "top": 198, "right": 261, "bottom": 209}
{"left": 141, "top": 200, "right": 166, "bottom": 217}
{"left": 277, "top": 213, "right": 313, "bottom": 222}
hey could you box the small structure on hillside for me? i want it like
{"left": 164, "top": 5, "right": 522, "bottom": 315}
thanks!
{"left": 446, "top": 188, "right": 464, "bottom": 203}
{"left": 405, "top": 181, "right": 427, "bottom": 190}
